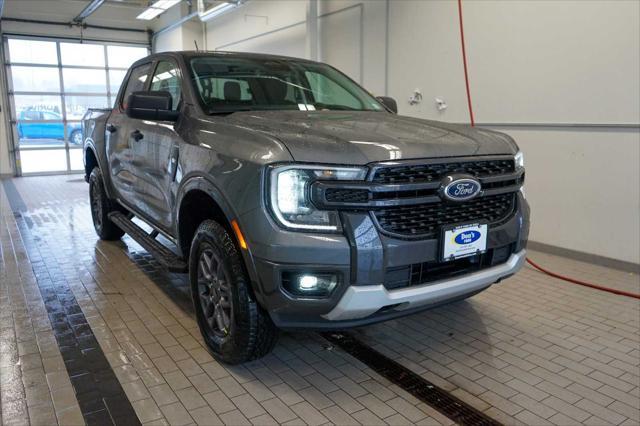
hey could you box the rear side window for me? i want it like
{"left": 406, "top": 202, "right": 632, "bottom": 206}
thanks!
{"left": 150, "top": 61, "right": 182, "bottom": 110}
{"left": 120, "top": 63, "right": 151, "bottom": 109}
{"left": 22, "top": 111, "right": 41, "bottom": 120}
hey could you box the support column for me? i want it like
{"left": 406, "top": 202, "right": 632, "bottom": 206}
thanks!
{"left": 306, "top": 0, "right": 319, "bottom": 61}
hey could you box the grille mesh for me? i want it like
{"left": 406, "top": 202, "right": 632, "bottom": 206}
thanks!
{"left": 325, "top": 188, "right": 369, "bottom": 203}
{"left": 373, "top": 193, "right": 515, "bottom": 238}
{"left": 373, "top": 159, "right": 515, "bottom": 184}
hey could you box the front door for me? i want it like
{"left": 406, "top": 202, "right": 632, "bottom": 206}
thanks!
{"left": 106, "top": 62, "right": 152, "bottom": 205}
{"left": 132, "top": 59, "right": 184, "bottom": 229}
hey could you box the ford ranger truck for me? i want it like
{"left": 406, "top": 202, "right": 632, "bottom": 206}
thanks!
{"left": 82, "top": 51, "right": 529, "bottom": 364}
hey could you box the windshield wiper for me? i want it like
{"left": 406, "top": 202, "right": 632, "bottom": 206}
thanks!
{"left": 206, "top": 107, "right": 254, "bottom": 115}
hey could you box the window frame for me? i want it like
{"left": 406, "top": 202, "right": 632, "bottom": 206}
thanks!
{"left": 2, "top": 34, "right": 150, "bottom": 175}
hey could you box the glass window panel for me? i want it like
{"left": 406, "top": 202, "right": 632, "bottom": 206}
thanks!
{"left": 10, "top": 66, "right": 60, "bottom": 92}
{"left": 109, "top": 69, "right": 127, "bottom": 94}
{"left": 65, "top": 96, "right": 109, "bottom": 120}
{"left": 19, "top": 149, "right": 67, "bottom": 173}
{"left": 14, "top": 95, "right": 63, "bottom": 118}
{"left": 16, "top": 121, "right": 65, "bottom": 148}
{"left": 8, "top": 39, "right": 58, "bottom": 64}
{"left": 150, "top": 61, "right": 181, "bottom": 110}
{"left": 67, "top": 122, "right": 84, "bottom": 145}
{"left": 107, "top": 45, "right": 148, "bottom": 68}
{"left": 63, "top": 68, "right": 107, "bottom": 93}
{"left": 60, "top": 42, "right": 105, "bottom": 66}
{"left": 69, "top": 148, "right": 84, "bottom": 170}
{"left": 120, "top": 63, "right": 151, "bottom": 108}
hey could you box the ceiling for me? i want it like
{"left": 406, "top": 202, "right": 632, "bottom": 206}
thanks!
{"left": 0, "top": 0, "right": 189, "bottom": 30}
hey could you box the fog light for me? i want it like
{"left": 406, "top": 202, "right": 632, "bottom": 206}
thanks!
{"left": 283, "top": 272, "right": 339, "bottom": 297}
{"left": 299, "top": 275, "right": 318, "bottom": 290}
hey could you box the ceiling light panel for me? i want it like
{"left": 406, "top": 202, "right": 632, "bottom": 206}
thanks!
{"left": 136, "top": 0, "right": 181, "bottom": 20}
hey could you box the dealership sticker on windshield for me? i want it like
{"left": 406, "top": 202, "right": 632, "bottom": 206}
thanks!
{"left": 442, "top": 223, "right": 487, "bottom": 261}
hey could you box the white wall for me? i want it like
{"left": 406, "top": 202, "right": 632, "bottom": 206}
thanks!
{"left": 206, "top": 0, "right": 307, "bottom": 57}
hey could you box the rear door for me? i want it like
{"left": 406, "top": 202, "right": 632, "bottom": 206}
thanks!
{"left": 106, "top": 62, "right": 152, "bottom": 204}
{"left": 132, "top": 58, "right": 184, "bottom": 228}
{"left": 40, "top": 111, "right": 65, "bottom": 140}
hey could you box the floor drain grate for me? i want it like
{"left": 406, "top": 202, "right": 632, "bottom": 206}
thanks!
{"left": 322, "top": 332, "right": 503, "bottom": 426}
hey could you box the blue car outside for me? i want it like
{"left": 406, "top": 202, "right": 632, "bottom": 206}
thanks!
{"left": 17, "top": 110, "right": 82, "bottom": 144}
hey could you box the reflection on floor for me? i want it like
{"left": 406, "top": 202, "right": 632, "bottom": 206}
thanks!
{"left": 1, "top": 175, "right": 638, "bottom": 426}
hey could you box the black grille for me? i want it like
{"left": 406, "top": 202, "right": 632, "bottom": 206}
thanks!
{"left": 325, "top": 188, "right": 369, "bottom": 203}
{"left": 384, "top": 244, "right": 514, "bottom": 290}
{"left": 373, "top": 193, "right": 515, "bottom": 238}
{"left": 373, "top": 159, "right": 515, "bottom": 184}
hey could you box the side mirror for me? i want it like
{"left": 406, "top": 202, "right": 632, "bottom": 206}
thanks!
{"left": 376, "top": 96, "right": 398, "bottom": 114}
{"left": 126, "top": 91, "right": 179, "bottom": 121}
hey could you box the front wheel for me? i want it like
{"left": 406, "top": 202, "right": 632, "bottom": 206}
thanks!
{"left": 89, "top": 167, "right": 125, "bottom": 240}
{"left": 189, "top": 220, "right": 278, "bottom": 364}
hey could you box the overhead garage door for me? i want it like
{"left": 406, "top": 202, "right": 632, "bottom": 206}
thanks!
{"left": 2, "top": 36, "right": 149, "bottom": 175}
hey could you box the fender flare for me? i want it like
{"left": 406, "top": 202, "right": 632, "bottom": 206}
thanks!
{"left": 175, "top": 174, "right": 237, "bottom": 230}
{"left": 83, "top": 141, "right": 117, "bottom": 198}
{"left": 174, "top": 174, "right": 263, "bottom": 295}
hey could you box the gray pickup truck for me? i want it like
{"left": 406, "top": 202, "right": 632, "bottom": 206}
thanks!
{"left": 83, "top": 51, "right": 530, "bottom": 364}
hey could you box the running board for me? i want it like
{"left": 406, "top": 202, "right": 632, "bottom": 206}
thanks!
{"left": 108, "top": 212, "right": 188, "bottom": 273}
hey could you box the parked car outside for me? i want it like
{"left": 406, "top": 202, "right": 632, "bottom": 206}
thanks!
{"left": 17, "top": 110, "right": 83, "bottom": 145}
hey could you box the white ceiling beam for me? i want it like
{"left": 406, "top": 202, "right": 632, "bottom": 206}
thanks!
{"left": 73, "top": 0, "right": 107, "bottom": 23}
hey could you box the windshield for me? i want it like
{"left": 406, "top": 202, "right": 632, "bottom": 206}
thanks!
{"left": 189, "top": 56, "right": 385, "bottom": 114}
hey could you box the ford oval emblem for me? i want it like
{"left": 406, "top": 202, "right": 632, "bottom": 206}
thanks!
{"left": 442, "top": 177, "right": 482, "bottom": 201}
{"left": 455, "top": 230, "right": 481, "bottom": 244}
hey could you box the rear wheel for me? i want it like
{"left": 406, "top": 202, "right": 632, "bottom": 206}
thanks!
{"left": 189, "top": 220, "right": 278, "bottom": 364}
{"left": 70, "top": 129, "right": 83, "bottom": 145}
{"left": 89, "top": 167, "right": 125, "bottom": 240}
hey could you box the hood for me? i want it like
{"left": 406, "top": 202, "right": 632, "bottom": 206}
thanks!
{"left": 225, "top": 110, "right": 517, "bottom": 164}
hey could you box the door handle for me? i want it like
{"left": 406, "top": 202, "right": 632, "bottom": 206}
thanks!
{"left": 106, "top": 123, "right": 117, "bottom": 133}
{"left": 131, "top": 130, "right": 144, "bottom": 142}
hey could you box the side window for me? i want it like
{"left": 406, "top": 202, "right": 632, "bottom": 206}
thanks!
{"left": 150, "top": 61, "right": 181, "bottom": 110}
{"left": 120, "top": 63, "right": 151, "bottom": 109}
{"left": 304, "top": 71, "right": 362, "bottom": 109}
{"left": 42, "top": 111, "right": 60, "bottom": 120}
{"left": 22, "top": 111, "right": 41, "bottom": 120}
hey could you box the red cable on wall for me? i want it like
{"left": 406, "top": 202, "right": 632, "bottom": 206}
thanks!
{"left": 457, "top": 0, "right": 475, "bottom": 126}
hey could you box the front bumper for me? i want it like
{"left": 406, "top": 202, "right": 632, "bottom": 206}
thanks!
{"left": 324, "top": 249, "right": 525, "bottom": 321}
{"left": 241, "top": 192, "right": 530, "bottom": 329}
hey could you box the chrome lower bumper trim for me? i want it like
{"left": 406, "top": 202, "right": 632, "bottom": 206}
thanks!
{"left": 323, "top": 250, "right": 526, "bottom": 321}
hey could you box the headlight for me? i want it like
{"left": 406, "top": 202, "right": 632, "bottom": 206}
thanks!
{"left": 268, "top": 164, "right": 367, "bottom": 231}
{"left": 514, "top": 151, "right": 524, "bottom": 169}
{"left": 514, "top": 151, "right": 525, "bottom": 197}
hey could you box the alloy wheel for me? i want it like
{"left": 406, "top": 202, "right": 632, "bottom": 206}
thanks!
{"left": 197, "top": 247, "right": 232, "bottom": 337}
{"left": 90, "top": 180, "right": 103, "bottom": 230}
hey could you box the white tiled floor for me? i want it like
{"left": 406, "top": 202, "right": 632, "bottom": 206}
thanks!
{"left": 1, "top": 175, "right": 638, "bottom": 426}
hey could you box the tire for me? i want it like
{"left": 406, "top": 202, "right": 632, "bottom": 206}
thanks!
{"left": 189, "top": 220, "right": 278, "bottom": 364}
{"left": 89, "top": 167, "right": 125, "bottom": 240}
{"left": 70, "top": 129, "right": 83, "bottom": 145}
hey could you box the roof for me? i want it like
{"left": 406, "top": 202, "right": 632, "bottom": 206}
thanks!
{"left": 134, "top": 50, "right": 316, "bottom": 67}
